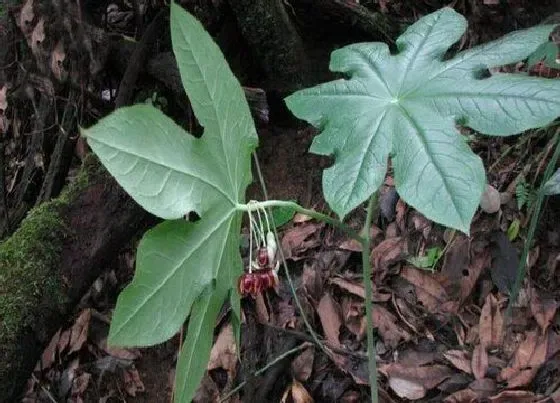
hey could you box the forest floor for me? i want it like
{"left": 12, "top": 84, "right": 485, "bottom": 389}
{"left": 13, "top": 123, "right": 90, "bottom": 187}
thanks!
{"left": 12, "top": 0, "right": 560, "bottom": 402}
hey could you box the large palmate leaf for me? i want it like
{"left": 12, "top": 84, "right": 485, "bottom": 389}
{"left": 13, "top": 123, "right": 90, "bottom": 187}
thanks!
{"left": 82, "top": 1, "right": 257, "bottom": 351}
{"left": 285, "top": 7, "right": 560, "bottom": 233}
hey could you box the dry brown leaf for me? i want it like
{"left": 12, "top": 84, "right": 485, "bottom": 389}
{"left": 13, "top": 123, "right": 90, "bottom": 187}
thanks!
{"left": 371, "top": 237, "right": 408, "bottom": 271}
{"left": 329, "top": 351, "right": 369, "bottom": 385}
{"left": 341, "top": 296, "right": 364, "bottom": 338}
{"left": 293, "top": 213, "right": 313, "bottom": 223}
{"left": 208, "top": 324, "right": 237, "bottom": 380}
{"left": 51, "top": 41, "right": 67, "bottom": 81}
{"left": 38, "top": 329, "right": 61, "bottom": 371}
{"left": 291, "top": 344, "right": 314, "bottom": 382}
{"left": 398, "top": 348, "right": 438, "bottom": 367}
{"left": 281, "top": 379, "right": 314, "bottom": 403}
{"left": 471, "top": 344, "right": 488, "bottom": 380}
{"left": 381, "top": 363, "right": 454, "bottom": 399}
{"left": 103, "top": 342, "right": 141, "bottom": 361}
{"left": 30, "top": 18, "right": 45, "bottom": 56}
{"left": 459, "top": 250, "right": 490, "bottom": 303}
{"left": 400, "top": 266, "right": 450, "bottom": 312}
{"left": 123, "top": 368, "right": 145, "bottom": 397}
{"left": 443, "top": 350, "right": 472, "bottom": 374}
{"left": 499, "top": 330, "right": 549, "bottom": 388}
{"left": 339, "top": 238, "right": 362, "bottom": 252}
{"left": 372, "top": 304, "right": 411, "bottom": 348}
{"left": 302, "top": 262, "right": 323, "bottom": 302}
{"left": 479, "top": 293, "right": 504, "bottom": 350}
{"left": 330, "top": 277, "right": 365, "bottom": 299}
{"left": 488, "top": 390, "right": 537, "bottom": 402}
{"left": 530, "top": 287, "right": 558, "bottom": 333}
{"left": 469, "top": 378, "right": 497, "bottom": 398}
{"left": 193, "top": 374, "right": 220, "bottom": 403}
{"left": 443, "top": 388, "right": 481, "bottom": 403}
{"left": 68, "top": 309, "right": 91, "bottom": 354}
{"left": 18, "top": 0, "right": 35, "bottom": 34}
{"left": 388, "top": 377, "right": 426, "bottom": 400}
{"left": 71, "top": 372, "right": 91, "bottom": 397}
{"left": 281, "top": 223, "right": 322, "bottom": 260}
{"left": 317, "top": 293, "right": 342, "bottom": 347}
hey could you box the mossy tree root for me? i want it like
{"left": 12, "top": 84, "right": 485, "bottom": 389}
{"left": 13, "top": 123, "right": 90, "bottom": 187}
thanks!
{"left": 0, "top": 155, "right": 151, "bottom": 401}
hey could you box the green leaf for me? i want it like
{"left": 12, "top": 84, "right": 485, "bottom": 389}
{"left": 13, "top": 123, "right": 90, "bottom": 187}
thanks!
{"left": 543, "top": 168, "right": 560, "bottom": 195}
{"left": 267, "top": 201, "right": 297, "bottom": 230}
{"left": 84, "top": 2, "right": 257, "bottom": 347}
{"left": 174, "top": 282, "right": 227, "bottom": 403}
{"left": 285, "top": 7, "right": 560, "bottom": 233}
{"left": 527, "top": 41, "right": 560, "bottom": 70}
{"left": 507, "top": 219, "right": 520, "bottom": 241}
{"left": 407, "top": 246, "right": 443, "bottom": 270}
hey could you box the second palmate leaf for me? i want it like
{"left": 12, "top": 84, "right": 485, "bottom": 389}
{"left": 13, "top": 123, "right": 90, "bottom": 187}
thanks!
{"left": 285, "top": 7, "right": 560, "bottom": 233}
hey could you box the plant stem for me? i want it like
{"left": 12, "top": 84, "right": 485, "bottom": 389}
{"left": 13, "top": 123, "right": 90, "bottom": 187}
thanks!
{"left": 362, "top": 193, "right": 379, "bottom": 403}
{"left": 218, "top": 343, "right": 309, "bottom": 402}
{"left": 237, "top": 200, "right": 365, "bottom": 243}
{"left": 507, "top": 130, "right": 560, "bottom": 315}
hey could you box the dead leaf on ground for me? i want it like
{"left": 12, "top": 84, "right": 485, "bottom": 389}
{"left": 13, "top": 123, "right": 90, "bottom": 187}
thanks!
{"left": 499, "top": 330, "right": 547, "bottom": 388}
{"left": 291, "top": 344, "right": 314, "bottom": 382}
{"left": 70, "top": 372, "right": 91, "bottom": 398}
{"left": 488, "top": 390, "right": 537, "bottom": 402}
{"left": 102, "top": 340, "right": 141, "bottom": 361}
{"left": 303, "top": 261, "right": 323, "bottom": 302}
{"left": 281, "top": 223, "right": 323, "bottom": 260}
{"left": 479, "top": 293, "right": 504, "bottom": 350}
{"left": 208, "top": 324, "right": 237, "bottom": 381}
{"left": 37, "top": 329, "right": 61, "bottom": 371}
{"left": 530, "top": 287, "right": 558, "bottom": 333}
{"left": 490, "top": 231, "right": 519, "bottom": 295}
{"left": 68, "top": 309, "right": 91, "bottom": 354}
{"left": 400, "top": 266, "right": 451, "bottom": 312}
{"left": 371, "top": 237, "right": 408, "bottom": 271}
{"left": 317, "top": 292, "right": 342, "bottom": 348}
{"left": 281, "top": 379, "right": 314, "bottom": 403}
{"left": 330, "top": 277, "right": 365, "bottom": 299}
{"left": 329, "top": 351, "right": 369, "bottom": 385}
{"left": 30, "top": 18, "right": 45, "bottom": 56}
{"left": 51, "top": 41, "right": 67, "bottom": 81}
{"left": 372, "top": 304, "right": 412, "bottom": 348}
{"left": 472, "top": 344, "right": 488, "bottom": 380}
{"left": 443, "top": 378, "right": 497, "bottom": 402}
{"left": 341, "top": 296, "right": 365, "bottom": 339}
{"left": 18, "top": 0, "right": 35, "bottom": 35}
{"left": 193, "top": 374, "right": 220, "bottom": 403}
{"left": 443, "top": 350, "right": 472, "bottom": 374}
{"left": 122, "top": 367, "right": 145, "bottom": 397}
{"left": 380, "top": 363, "right": 454, "bottom": 400}
{"left": 339, "top": 238, "right": 362, "bottom": 252}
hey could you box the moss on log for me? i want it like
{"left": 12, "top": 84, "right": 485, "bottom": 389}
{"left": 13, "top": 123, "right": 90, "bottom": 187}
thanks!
{"left": 0, "top": 155, "right": 151, "bottom": 401}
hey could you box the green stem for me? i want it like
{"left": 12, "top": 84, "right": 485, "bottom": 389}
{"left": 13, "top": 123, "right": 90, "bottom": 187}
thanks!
{"left": 362, "top": 193, "right": 379, "bottom": 403}
{"left": 507, "top": 130, "right": 560, "bottom": 315}
{"left": 237, "top": 200, "right": 365, "bottom": 243}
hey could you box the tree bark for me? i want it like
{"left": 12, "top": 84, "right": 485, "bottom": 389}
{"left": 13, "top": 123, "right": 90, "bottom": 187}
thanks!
{"left": 0, "top": 155, "right": 152, "bottom": 401}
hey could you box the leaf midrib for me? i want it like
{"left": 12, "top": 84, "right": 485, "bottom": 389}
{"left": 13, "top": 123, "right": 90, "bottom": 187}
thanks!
{"left": 91, "top": 137, "right": 235, "bottom": 206}
{"left": 396, "top": 105, "right": 465, "bottom": 226}
{"left": 110, "top": 209, "right": 236, "bottom": 341}
{"left": 175, "top": 14, "right": 237, "bottom": 198}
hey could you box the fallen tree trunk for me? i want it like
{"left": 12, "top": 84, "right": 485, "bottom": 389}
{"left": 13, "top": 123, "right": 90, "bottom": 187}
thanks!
{"left": 0, "top": 155, "right": 152, "bottom": 401}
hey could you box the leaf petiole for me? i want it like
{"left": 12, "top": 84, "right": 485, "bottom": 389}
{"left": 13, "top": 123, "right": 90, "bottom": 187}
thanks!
{"left": 236, "top": 200, "right": 366, "bottom": 244}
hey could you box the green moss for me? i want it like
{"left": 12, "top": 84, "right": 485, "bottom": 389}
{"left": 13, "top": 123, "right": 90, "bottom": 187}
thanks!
{"left": 0, "top": 201, "right": 67, "bottom": 343}
{"left": 0, "top": 154, "right": 107, "bottom": 345}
